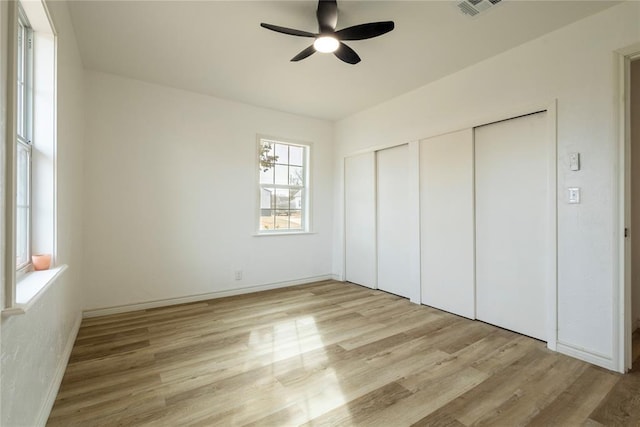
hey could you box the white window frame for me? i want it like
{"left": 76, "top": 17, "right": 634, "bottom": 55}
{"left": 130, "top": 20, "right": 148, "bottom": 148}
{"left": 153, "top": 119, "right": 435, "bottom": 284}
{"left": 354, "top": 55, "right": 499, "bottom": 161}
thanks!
{"left": 15, "top": 4, "right": 33, "bottom": 274}
{"left": 257, "top": 136, "right": 311, "bottom": 234}
{"left": 3, "top": 0, "right": 64, "bottom": 315}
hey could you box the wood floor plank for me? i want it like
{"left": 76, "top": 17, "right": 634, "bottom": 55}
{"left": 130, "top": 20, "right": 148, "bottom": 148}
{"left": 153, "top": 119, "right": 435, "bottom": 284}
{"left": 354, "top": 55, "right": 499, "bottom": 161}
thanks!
{"left": 527, "top": 365, "right": 619, "bottom": 426}
{"left": 304, "top": 381, "right": 412, "bottom": 426}
{"left": 588, "top": 357, "right": 640, "bottom": 425}
{"left": 47, "top": 280, "right": 640, "bottom": 427}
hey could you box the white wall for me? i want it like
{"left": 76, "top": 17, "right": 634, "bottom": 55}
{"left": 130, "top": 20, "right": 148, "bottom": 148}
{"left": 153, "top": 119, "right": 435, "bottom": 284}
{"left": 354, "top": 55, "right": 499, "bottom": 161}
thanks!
{"left": 82, "top": 71, "right": 334, "bottom": 310}
{"left": 0, "top": 1, "right": 85, "bottom": 425}
{"left": 632, "top": 60, "right": 640, "bottom": 329}
{"left": 333, "top": 2, "right": 640, "bottom": 369}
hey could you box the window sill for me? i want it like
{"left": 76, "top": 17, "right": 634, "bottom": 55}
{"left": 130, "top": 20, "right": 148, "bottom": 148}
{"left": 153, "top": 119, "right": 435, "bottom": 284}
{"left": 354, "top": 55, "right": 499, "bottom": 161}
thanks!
{"left": 253, "top": 231, "right": 316, "bottom": 237}
{"left": 2, "top": 264, "right": 68, "bottom": 316}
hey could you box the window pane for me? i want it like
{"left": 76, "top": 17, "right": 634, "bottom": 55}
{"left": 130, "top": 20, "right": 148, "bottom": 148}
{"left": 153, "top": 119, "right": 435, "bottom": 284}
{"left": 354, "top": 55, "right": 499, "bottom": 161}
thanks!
{"left": 259, "top": 141, "right": 276, "bottom": 172}
{"left": 17, "top": 82, "right": 24, "bottom": 138}
{"left": 260, "top": 214, "right": 275, "bottom": 231}
{"left": 259, "top": 166, "right": 274, "bottom": 185}
{"left": 289, "top": 166, "right": 303, "bottom": 186}
{"left": 275, "top": 214, "right": 290, "bottom": 230}
{"left": 16, "top": 206, "right": 28, "bottom": 267}
{"left": 274, "top": 143, "right": 289, "bottom": 164}
{"left": 290, "top": 190, "right": 302, "bottom": 210}
{"left": 289, "top": 210, "right": 302, "bottom": 230}
{"left": 289, "top": 146, "right": 303, "bottom": 166}
{"left": 17, "top": 24, "right": 24, "bottom": 82}
{"left": 16, "top": 145, "right": 29, "bottom": 206}
{"left": 275, "top": 188, "right": 289, "bottom": 215}
{"left": 275, "top": 164, "right": 288, "bottom": 185}
{"left": 260, "top": 187, "right": 274, "bottom": 210}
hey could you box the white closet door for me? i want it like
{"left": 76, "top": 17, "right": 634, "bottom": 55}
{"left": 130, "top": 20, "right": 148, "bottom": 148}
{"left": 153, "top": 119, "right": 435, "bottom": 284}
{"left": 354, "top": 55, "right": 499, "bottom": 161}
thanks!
{"left": 377, "top": 144, "right": 412, "bottom": 299}
{"left": 345, "top": 152, "right": 377, "bottom": 288}
{"left": 420, "top": 129, "right": 475, "bottom": 319}
{"left": 475, "top": 111, "right": 550, "bottom": 341}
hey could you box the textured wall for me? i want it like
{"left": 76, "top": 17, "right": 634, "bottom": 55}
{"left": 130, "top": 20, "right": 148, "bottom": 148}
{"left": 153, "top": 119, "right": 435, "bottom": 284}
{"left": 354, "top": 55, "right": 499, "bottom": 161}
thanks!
{"left": 0, "top": 1, "right": 85, "bottom": 425}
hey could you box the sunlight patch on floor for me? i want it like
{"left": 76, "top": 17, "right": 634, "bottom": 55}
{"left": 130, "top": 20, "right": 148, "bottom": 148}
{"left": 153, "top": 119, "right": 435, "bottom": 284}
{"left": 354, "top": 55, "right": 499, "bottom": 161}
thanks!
{"left": 246, "top": 316, "right": 352, "bottom": 424}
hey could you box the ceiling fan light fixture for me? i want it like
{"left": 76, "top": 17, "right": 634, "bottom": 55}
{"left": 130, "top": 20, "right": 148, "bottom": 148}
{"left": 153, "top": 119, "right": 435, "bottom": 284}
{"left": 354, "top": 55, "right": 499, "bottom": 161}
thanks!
{"left": 261, "top": 0, "right": 394, "bottom": 64}
{"left": 313, "top": 36, "right": 339, "bottom": 53}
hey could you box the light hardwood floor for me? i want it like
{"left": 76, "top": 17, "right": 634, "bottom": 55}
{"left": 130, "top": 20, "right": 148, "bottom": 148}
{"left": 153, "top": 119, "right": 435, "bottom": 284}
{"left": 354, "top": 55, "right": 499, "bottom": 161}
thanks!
{"left": 48, "top": 280, "right": 640, "bottom": 426}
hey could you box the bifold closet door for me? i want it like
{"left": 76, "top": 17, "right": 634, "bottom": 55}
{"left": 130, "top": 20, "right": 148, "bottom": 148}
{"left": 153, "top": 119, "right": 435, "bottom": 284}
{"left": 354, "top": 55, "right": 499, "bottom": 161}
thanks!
{"left": 475, "top": 111, "right": 550, "bottom": 341}
{"left": 377, "top": 144, "right": 412, "bottom": 299}
{"left": 345, "top": 152, "right": 377, "bottom": 288}
{"left": 420, "top": 129, "right": 475, "bottom": 318}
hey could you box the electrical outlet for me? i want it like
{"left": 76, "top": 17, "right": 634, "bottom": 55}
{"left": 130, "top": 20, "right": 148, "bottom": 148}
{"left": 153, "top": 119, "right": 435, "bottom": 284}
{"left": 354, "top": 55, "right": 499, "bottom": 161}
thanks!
{"left": 234, "top": 270, "right": 242, "bottom": 281}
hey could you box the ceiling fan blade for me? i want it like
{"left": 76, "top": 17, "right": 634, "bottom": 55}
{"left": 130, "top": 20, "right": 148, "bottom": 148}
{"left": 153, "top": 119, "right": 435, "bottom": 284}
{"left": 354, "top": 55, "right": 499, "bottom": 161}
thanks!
{"left": 334, "top": 42, "right": 361, "bottom": 65}
{"left": 335, "top": 21, "right": 395, "bottom": 41}
{"left": 291, "top": 45, "right": 317, "bottom": 62}
{"left": 260, "top": 23, "right": 316, "bottom": 38}
{"left": 316, "top": 0, "right": 338, "bottom": 32}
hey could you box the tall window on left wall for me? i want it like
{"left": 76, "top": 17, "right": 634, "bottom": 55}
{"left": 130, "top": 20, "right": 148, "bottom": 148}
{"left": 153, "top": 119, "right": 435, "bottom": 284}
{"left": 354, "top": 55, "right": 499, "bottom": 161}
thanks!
{"left": 5, "top": 0, "right": 58, "bottom": 312}
{"left": 15, "top": 5, "right": 33, "bottom": 271}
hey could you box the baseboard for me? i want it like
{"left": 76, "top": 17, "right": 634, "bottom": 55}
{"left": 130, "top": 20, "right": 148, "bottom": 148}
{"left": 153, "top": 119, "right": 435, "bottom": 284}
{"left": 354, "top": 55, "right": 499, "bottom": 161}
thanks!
{"left": 35, "top": 312, "right": 82, "bottom": 426}
{"left": 556, "top": 341, "right": 616, "bottom": 372}
{"left": 83, "top": 274, "right": 336, "bottom": 318}
{"left": 331, "top": 274, "right": 344, "bottom": 282}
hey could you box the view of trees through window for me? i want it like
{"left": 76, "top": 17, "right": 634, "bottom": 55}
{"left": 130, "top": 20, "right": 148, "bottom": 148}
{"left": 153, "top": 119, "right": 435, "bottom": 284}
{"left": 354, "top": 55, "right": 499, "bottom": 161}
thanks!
{"left": 259, "top": 139, "right": 307, "bottom": 231}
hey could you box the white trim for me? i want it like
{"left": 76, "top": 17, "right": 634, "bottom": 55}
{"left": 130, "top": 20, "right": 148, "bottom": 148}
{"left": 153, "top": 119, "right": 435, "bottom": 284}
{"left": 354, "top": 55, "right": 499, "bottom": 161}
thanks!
{"left": 83, "top": 274, "right": 335, "bottom": 318}
{"left": 546, "top": 101, "right": 559, "bottom": 352}
{"left": 252, "top": 231, "right": 317, "bottom": 237}
{"left": 35, "top": 312, "right": 81, "bottom": 427}
{"left": 342, "top": 155, "right": 347, "bottom": 286}
{"left": 331, "top": 274, "right": 343, "bottom": 282}
{"left": 255, "top": 134, "right": 313, "bottom": 235}
{"left": 20, "top": 0, "right": 57, "bottom": 35}
{"left": 618, "top": 45, "right": 640, "bottom": 374}
{"left": 408, "top": 140, "right": 421, "bottom": 305}
{"left": 557, "top": 341, "right": 615, "bottom": 371}
{"left": 2, "top": 264, "right": 67, "bottom": 316}
{"left": 618, "top": 51, "right": 631, "bottom": 374}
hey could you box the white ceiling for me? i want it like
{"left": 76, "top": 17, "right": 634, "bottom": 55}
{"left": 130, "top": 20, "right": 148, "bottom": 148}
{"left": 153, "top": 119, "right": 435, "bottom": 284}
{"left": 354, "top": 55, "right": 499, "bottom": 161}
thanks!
{"left": 67, "top": 1, "right": 618, "bottom": 121}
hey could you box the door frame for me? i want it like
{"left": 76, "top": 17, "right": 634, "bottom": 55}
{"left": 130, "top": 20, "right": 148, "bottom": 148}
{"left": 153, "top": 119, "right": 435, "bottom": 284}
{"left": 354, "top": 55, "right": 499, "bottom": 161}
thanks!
{"left": 619, "top": 46, "right": 640, "bottom": 373}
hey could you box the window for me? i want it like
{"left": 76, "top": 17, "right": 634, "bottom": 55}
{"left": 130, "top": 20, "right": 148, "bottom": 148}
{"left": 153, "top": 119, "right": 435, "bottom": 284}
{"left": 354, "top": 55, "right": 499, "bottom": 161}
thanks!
{"left": 4, "top": 0, "right": 60, "bottom": 314}
{"left": 15, "top": 6, "right": 33, "bottom": 271}
{"left": 258, "top": 138, "right": 309, "bottom": 233}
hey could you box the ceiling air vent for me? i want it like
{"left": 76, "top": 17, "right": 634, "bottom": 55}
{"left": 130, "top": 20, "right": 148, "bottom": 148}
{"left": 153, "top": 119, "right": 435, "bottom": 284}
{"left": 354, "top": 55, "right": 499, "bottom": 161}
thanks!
{"left": 457, "top": 0, "right": 502, "bottom": 17}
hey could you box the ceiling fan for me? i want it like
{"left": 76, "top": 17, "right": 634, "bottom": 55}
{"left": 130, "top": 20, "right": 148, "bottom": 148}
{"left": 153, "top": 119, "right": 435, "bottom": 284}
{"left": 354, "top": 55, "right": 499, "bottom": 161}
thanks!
{"left": 260, "top": 0, "right": 394, "bottom": 65}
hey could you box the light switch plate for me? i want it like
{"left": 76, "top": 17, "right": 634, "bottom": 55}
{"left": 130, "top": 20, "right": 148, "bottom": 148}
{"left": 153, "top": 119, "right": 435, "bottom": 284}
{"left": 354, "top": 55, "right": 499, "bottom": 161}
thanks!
{"left": 568, "top": 187, "right": 580, "bottom": 204}
{"left": 569, "top": 152, "right": 580, "bottom": 171}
